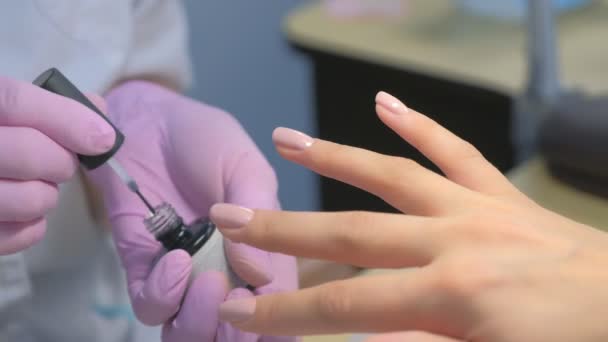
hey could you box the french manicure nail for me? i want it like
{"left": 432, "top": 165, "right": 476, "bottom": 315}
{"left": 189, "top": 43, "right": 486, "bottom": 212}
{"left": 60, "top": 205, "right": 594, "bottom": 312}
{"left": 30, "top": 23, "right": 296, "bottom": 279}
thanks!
{"left": 375, "top": 91, "right": 409, "bottom": 115}
{"left": 219, "top": 298, "right": 256, "bottom": 323}
{"left": 210, "top": 204, "right": 254, "bottom": 230}
{"left": 272, "top": 127, "right": 314, "bottom": 151}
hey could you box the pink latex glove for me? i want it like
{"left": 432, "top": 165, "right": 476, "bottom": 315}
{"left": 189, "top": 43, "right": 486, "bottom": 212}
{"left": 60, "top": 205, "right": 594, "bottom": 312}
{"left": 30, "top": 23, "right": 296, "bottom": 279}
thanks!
{"left": 88, "top": 81, "right": 298, "bottom": 342}
{"left": 0, "top": 76, "right": 115, "bottom": 255}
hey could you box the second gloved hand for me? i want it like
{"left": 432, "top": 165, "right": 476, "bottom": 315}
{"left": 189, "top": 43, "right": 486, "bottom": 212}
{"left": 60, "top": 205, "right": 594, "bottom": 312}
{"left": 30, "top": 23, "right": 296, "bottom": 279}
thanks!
{"left": 0, "top": 76, "right": 115, "bottom": 255}
{"left": 88, "top": 81, "right": 297, "bottom": 342}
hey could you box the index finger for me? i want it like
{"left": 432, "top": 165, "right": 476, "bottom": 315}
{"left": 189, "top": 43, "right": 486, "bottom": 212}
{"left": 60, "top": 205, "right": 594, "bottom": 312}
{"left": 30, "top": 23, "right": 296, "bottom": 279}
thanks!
{"left": 0, "top": 76, "right": 114, "bottom": 155}
{"left": 272, "top": 128, "right": 475, "bottom": 216}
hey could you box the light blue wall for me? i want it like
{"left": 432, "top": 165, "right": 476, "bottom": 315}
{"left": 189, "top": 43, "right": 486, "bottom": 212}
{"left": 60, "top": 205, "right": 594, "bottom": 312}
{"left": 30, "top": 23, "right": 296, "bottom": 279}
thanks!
{"left": 183, "top": 1, "right": 318, "bottom": 211}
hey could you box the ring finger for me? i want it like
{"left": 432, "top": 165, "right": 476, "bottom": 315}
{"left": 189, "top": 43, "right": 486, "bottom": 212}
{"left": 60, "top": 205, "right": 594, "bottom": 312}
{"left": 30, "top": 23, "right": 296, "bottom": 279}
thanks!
{"left": 219, "top": 270, "right": 468, "bottom": 337}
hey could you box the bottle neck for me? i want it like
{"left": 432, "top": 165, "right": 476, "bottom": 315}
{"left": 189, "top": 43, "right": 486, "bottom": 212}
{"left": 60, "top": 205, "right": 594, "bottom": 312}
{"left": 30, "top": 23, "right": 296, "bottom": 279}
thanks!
{"left": 143, "top": 202, "right": 216, "bottom": 255}
{"left": 157, "top": 218, "right": 216, "bottom": 256}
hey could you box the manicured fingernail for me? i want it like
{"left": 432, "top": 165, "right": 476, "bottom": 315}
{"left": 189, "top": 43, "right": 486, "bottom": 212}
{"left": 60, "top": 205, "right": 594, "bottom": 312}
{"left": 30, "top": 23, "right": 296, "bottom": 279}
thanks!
{"left": 89, "top": 121, "right": 116, "bottom": 153}
{"left": 210, "top": 204, "right": 254, "bottom": 229}
{"left": 272, "top": 127, "right": 314, "bottom": 151}
{"left": 219, "top": 298, "right": 256, "bottom": 323}
{"left": 375, "top": 91, "right": 409, "bottom": 115}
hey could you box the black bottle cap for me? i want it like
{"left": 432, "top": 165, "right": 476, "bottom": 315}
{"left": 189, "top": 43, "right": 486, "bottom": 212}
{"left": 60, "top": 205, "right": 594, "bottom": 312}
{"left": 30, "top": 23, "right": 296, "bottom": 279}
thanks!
{"left": 32, "top": 68, "right": 124, "bottom": 169}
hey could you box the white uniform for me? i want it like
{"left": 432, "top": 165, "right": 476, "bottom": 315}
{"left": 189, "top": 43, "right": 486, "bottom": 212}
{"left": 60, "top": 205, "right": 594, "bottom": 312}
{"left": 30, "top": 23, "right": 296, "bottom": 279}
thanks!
{"left": 0, "top": 1, "right": 192, "bottom": 341}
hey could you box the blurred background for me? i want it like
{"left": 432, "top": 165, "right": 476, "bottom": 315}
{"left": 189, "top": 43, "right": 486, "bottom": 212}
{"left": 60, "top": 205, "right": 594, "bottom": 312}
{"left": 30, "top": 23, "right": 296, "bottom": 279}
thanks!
{"left": 183, "top": 1, "right": 318, "bottom": 212}
{"left": 182, "top": 0, "right": 608, "bottom": 212}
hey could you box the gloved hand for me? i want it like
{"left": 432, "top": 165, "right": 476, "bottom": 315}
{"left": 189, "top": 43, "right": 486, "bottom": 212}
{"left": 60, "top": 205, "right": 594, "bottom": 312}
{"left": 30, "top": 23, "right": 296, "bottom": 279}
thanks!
{"left": 88, "top": 81, "right": 298, "bottom": 342}
{"left": 0, "top": 76, "right": 115, "bottom": 255}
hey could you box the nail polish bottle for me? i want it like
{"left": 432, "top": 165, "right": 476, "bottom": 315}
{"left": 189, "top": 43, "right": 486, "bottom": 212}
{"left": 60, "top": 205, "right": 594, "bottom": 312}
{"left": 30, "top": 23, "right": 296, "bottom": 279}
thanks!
{"left": 144, "top": 203, "right": 244, "bottom": 287}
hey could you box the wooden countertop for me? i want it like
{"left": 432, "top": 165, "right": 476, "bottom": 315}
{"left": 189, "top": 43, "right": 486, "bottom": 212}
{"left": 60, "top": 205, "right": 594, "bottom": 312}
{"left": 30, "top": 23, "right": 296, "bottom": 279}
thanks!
{"left": 285, "top": 0, "right": 608, "bottom": 94}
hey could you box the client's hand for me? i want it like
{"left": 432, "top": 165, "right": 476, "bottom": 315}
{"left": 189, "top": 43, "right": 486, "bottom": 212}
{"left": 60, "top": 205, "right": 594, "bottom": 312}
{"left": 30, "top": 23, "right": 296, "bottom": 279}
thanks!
{"left": 211, "top": 91, "right": 608, "bottom": 341}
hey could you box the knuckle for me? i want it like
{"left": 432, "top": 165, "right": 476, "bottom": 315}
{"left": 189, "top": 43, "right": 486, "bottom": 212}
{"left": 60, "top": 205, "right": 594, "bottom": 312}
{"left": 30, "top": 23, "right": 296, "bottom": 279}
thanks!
{"left": 383, "top": 157, "right": 422, "bottom": 188}
{"left": 457, "top": 212, "right": 530, "bottom": 245}
{"left": 317, "top": 282, "right": 353, "bottom": 322}
{"left": 254, "top": 214, "right": 276, "bottom": 244}
{"left": 9, "top": 129, "right": 44, "bottom": 179}
{"left": 330, "top": 212, "right": 372, "bottom": 252}
{"left": 248, "top": 211, "right": 288, "bottom": 250}
{"left": 445, "top": 213, "right": 502, "bottom": 248}
{"left": 453, "top": 214, "right": 488, "bottom": 237}
{"left": 456, "top": 140, "right": 485, "bottom": 162}
{"left": 391, "top": 156, "right": 421, "bottom": 173}
{"left": 17, "top": 183, "right": 57, "bottom": 221}
{"left": 0, "top": 221, "right": 46, "bottom": 254}
{"left": 432, "top": 258, "right": 505, "bottom": 299}
{"left": 414, "top": 116, "right": 444, "bottom": 150}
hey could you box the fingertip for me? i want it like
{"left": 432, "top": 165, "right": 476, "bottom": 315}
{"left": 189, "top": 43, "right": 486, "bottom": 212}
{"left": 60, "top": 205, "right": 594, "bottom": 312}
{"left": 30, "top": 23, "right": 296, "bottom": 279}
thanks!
{"left": 51, "top": 152, "right": 79, "bottom": 183}
{"left": 0, "top": 219, "right": 47, "bottom": 255}
{"left": 210, "top": 203, "right": 254, "bottom": 230}
{"left": 219, "top": 296, "right": 257, "bottom": 324}
{"left": 374, "top": 90, "right": 391, "bottom": 103}
{"left": 167, "top": 248, "right": 192, "bottom": 262}
{"left": 272, "top": 127, "right": 315, "bottom": 152}
{"left": 83, "top": 93, "right": 117, "bottom": 154}
{"left": 225, "top": 241, "right": 274, "bottom": 287}
{"left": 374, "top": 91, "right": 409, "bottom": 115}
{"left": 132, "top": 249, "right": 192, "bottom": 325}
{"left": 163, "top": 270, "right": 230, "bottom": 341}
{"left": 375, "top": 103, "right": 393, "bottom": 120}
{"left": 153, "top": 249, "right": 192, "bottom": 294}
{"left": 86, "top": 123, "right": 116, "bottom": 155}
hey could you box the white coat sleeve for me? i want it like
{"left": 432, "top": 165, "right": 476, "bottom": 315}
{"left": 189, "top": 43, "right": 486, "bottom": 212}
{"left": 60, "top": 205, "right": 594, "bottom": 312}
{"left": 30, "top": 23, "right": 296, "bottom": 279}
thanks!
{"left": 121, "top": 0, "right": 193, "bottom": 91}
